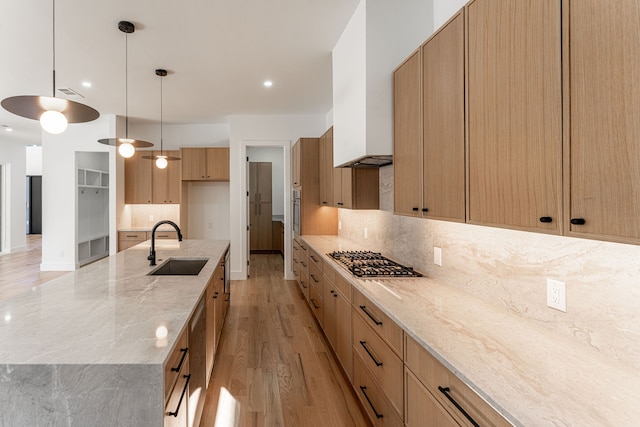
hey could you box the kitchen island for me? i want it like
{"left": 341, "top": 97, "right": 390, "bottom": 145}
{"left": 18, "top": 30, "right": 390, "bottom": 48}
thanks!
{"left": 301, "top": 235, "right": 639, "bottom": 427}
{"left": 0, "top": 239, "right": 229, "bottom": 426}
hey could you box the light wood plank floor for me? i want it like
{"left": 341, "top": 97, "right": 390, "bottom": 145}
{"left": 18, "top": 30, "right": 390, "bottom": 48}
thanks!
{"left": 0, "top": 235, "right": 66, "bottom": 301}
{"left": 200, "top": 254, "right": 370, "bottom": 427}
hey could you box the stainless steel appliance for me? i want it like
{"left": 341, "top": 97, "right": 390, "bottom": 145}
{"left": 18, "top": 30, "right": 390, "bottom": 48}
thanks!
{"left": 329, "top": 251, "right": 422, "bottom": 278}
{"left": 292, "top": 189, "right": 301, "bottom": 235}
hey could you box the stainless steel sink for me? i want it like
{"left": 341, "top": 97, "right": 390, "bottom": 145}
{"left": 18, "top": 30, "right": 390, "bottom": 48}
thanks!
{"left": 148, "top": 258, "right": 209, "bottom": 276}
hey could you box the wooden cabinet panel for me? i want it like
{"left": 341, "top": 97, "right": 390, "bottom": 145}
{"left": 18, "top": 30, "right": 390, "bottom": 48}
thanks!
{"left": 565, "top": 0, "right": 640, "bottom": 242}
{"left": 163, "top": 329, "right": 189, "bottom": 402}
{"left": 352, "top": 288, "right": 403, "bottom": 357}
{"left": 353, "top": 352, "right": 403, "bottom": 427}
{"left": 206, "top": 148, "right": 229, "bottom": 181}
{"left": 152, "top": 150, "right": 181, "bottom": 204}
{"left": 292, "top": 141, "right": 301, "bottom": 187}
{"left": 124, "top": 152, "right": 152, "bottom": 204}
{"left": 333, "top": 168, "right": 379, "bottom": 210}
{"left": 423, "top": 11, "right": 465, "bottom": 221}
{"left": 335, "top": 287, "right": 353, "bottom": 380}
{"left": 181, "top": 147, "right": 229, "bottom": 181}
{"left": 309, "top": 280, "right": 323, "bottom": 326}
{"left": 467, "top": 0, "right": 562, "bottom": 232}
{"left": 405, "top": 368, "right": 459, "bottom": 427}
{"left": 319, "top": 127, "right": 334, "bottom": 206}
{"left": 393, "top": 49, "right": 422, "bottom": 216}
{"left": 249, "top": 162, "right": 273, "bottom": 251}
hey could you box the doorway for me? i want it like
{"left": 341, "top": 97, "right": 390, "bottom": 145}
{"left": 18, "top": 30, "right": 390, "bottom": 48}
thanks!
{"left": 26, "top": 176, "right": 42, "bottom": 235}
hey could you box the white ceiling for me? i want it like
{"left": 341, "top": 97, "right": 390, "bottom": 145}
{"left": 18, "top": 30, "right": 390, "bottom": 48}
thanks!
{"left": 0, "top": 0, "right": 361, "bottom": 144}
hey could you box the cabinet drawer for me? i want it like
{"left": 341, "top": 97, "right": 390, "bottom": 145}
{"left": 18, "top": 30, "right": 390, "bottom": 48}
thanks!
{"left": 309, "top": 283, "right": 323, "bottom": 326}
{"left": 299, "top": 269, "right": 310, "bottom": 301}
{"left": 334, "top": 272, "right": 351, "bottom": 302}
{"left": 309, "top": 261, "right": 322, "bottom": 293}
{"left": 405, "top": 367, "right": 459, "bottom": 427}
{"left": 353, "top": 311, "right": 403, "bottom": 415}
{"left": 308, "top": 248, "right": 323, "bottom": 270}
{"left": 118, "top": 231, "right": 147, "bottom": 241}
{"left": 405, "top": 334, "right": 510, "bottom": 427}
{"left": 353, "top": 352, "right": 403, "bottom": 427}
{"left": 352, "top": 287, "right": 403, "bottom": 357}
{"left": 155, "top": 231, "right": 178, "bottom": 240}
{"left": 164, "top": 357, "right": 190, "bottom": 427}
{"left": 323, "top": 261, "right": 336, "bottom": 284}
{"left": 164, "top": 329, "right": 189, "bottom": 402}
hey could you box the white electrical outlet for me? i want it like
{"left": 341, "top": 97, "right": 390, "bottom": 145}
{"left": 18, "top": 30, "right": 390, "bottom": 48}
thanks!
{"left": 547, "top": 279, "right": 566, "bottom": 312}
{"left": 149, "top": 215, "right": 154, "bottom": 221}
{"left": 364, "top": 228, "right": 368, "bottom": 239}
{"left": 338, "top": 220, "right": 342, "bottom": 230}
{"left": 434, "top": 247, "right": 442, "bottom": 266}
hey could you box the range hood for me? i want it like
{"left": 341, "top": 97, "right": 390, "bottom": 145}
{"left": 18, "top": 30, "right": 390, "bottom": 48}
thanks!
{"left": 331, "top": 0, "right": 432, "bottom": 168}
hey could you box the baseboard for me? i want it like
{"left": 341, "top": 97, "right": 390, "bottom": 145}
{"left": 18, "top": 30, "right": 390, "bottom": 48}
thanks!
{"left": 40, "top": 262, "right": 75, "bottom": 272}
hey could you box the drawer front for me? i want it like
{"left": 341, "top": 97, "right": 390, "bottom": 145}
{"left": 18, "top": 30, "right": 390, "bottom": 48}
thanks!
{"left": 118, "top": 231, "right": 147, "bottom": 240}
{"left": 293, "top": 239, "right": 300, "bottom": 260}
{"left": 299, "top": 269, "right": 310, "bottom": 301}
{"left": 405, "top": 335, "right": 510, "bottom": 427}
{"left": 352, "top": 311, "right": 403, "bottom": 414}
{"left": 308, "top": 248, "right": 323, "bottom": 270}
{"left": 155, "top": 231, "right": 178, "bottom": 239}
{"left": 309, "top": 261, "right": 323, "bottom": 295}
{"left": 353, "top": 352, "right": 403, "bottom": 427}
{"left": 405, "top": 368, "right": 459, "bottom": 427}
{"left": 309, "top": 283, "right": 324, "bottom": 326}
{"left": 353, "top": 288, "right": 403, "bottom": 357}
{"left": 164, "top": 357, "right": 190, "bottom": 426}
{"left": 164, "top": 329, "right": 189, "bottom": 402}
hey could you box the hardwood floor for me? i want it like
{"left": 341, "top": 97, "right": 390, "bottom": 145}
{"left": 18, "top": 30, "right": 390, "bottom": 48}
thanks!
{"left": 200, "top": 254, "right": 370, "bottom": 427}
{"left": 0, "top": 235, "right": 66, "bottom": 301}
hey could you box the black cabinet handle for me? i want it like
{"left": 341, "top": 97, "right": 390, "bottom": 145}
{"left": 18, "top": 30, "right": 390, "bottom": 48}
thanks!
{"left": 310, "top": 299, "right": 319, "bottom": 309}
{"left": 571, "top": 218, "right": 586, "bottom": 225}
{"left": 301, "top": 261, "right": 307, "bottom": 268}
{"left": 337, "top": 202, "right": 344, "bottom": 206}
{"left": 359, "top": 386, "right": 383, "bottom": 419}
{"left": 438, "top": 386, "right": 479, "bottom": 427}
{"left": 310, "top": 274, "right": 319, "bottom": 283}
{"left": 167, "top": 374, "right": 191, "bottom": 417}
{"left": 539, "top": 217, "right": 553, "bottom": 223}
{"left": 359, "top": 305, "right": 382, "bottom": 326}
{"left": 412, "top": 207, "right": 419, "bottom": 212}
{"left": 422, "top": 208, "right": 429, "bottom": 213}
{"left": 213, "top": 291, "right": 219, "bottom": 299}
{"left": 170, "top": 348, "right": 188, "bottom": 372}
{"left": 301, "top": 281, "right": 307, "bottom": 289}
{"left": 322, "top": 201, "right": 327, "bottom": 205}
{"left": 360, "top": 341, "right": 383, "bottom": 367}
{"left": 310, "top": 255, "right": 318, "bottom": 262}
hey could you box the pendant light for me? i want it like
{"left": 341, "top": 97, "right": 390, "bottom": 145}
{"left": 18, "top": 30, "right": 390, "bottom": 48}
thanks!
{"left": 97, "top": 21, "right": 153, "bottom": 158}
{"left": 1, "top": 0, "right": 99, "bottom": 134}
{"left": 143, "top": 69, "right": 180, "bottom": 169}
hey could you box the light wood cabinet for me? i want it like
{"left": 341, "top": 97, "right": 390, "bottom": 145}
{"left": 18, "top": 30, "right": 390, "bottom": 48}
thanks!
{"left": 164, "top": 329, "right": 189, "bottom": 427}
{"left": 152, "top": 150, "right": 181, "bottom": 204}
{"left": 292, "top": 138, "right": 338, "bottom": 235}
{"left": 564, "top": 0, "right": 640, "bottom": 243}
{"left": 333, "top": 168, "right": 379, "bottom": 210}
{"left": 352, "top": 287, "right": 403, "bottom": 357}
{"left": 393, "top": 49, "right": 422, "bottom": 217}
{"left": 249, "top": 162, "right": 273, "bottom": 251}
{"left": 405, "top": 368, "right": 458, "bottom": 427}
{"left": 318, "top": 127, "right": 334, "bottom": 206}
{"left": 117, "top": 230, "right": 178, "bottom": 252}
{"left": 181, "top": 147, "right": 229, "bottom": 181}
{"left": 423, "top": 10, "right": 465, "bottom": 222}
{"left": 205, "top": 258, "right": 226, "bottom": 385}
{"left": 124, "top": 152, "right": 153, "bottom": 204}
{"left": 466, "top": 0, "right": 562, "bottom": 232}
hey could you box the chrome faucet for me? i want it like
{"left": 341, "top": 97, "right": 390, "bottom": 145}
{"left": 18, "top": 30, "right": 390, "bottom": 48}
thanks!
{"left": 148, "top": 220, "right": 183, "bottom": 266}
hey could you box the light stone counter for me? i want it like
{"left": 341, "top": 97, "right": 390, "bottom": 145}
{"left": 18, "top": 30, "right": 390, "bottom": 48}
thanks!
{"left": 0, "top": 239, "right": 229, "bottom": 426}
{"left": 301, "top": 235, "right": 640, "bottom": 427}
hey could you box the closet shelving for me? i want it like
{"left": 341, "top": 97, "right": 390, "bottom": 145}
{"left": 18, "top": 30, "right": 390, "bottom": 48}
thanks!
{"left": 77, "top": 168, "right": 109, "bottom": 266}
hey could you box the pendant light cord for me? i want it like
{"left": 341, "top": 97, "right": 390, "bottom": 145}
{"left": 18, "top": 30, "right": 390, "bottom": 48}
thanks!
{"left": 52, "top": 0, "right": 56, "bottom": 97}
{"left": 125, "top": 31, "right": 129, "bottom": 138}
{"left": 160, "top": 74, "right": 164, "bottom": 155}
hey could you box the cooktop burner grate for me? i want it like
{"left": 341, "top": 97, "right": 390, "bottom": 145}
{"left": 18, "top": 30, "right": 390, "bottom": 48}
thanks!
{"left": 328, "top": 251, "right": 422, "bottom": 278}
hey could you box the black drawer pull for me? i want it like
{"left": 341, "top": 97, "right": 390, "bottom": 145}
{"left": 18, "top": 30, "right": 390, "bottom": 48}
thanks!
{"left": 438, "top": 386, "right": 479, "bottom": 427}
{"left": 570, "top": 218, "right": 586, "bottom": 225}
{"left": 310, "top": 255, "right": 318, "bottom": 262}
{"left": 359, "top": 305, "right": 382, "bottom": 326}
{"left": 213, "top": 291, "right": 219, "bottom": 299}
{"left": 125, "top": 235, "right": 138, "bottom": 238}
{"left": 310, "top": 274, "right": 319, "bottom": 283}
{"left": 412, "top": 207, "right": 419, "bottom": 212}
{"left": 293, "top": 271, "right": 299, "bottom": 276}
{"left": 360, "top": 341, "right": 383, "bottom": 367}
{"left": 422, "top": 208, "right": 429, "bottom": 212}
{"left": 322, "top": 201, "right": 327, "bottom": 205}
{"left": 337, "top": 202, "right": 344, "bottom": 206}
{"left": 167, "top": 374, "right": 191, "bottom": 417}
{"left": 310, "top": 299, "right": 319, "bottom": 309}
{"left": 359, "top": 386, "right": 383, "bottom": 419}
{"left": 171, "top": 348, "right": 188, "bottom": 372}
{"left": 157, "top": 234, "right": 169, "bottom": 238}
{"left": 539, "top": 216, "right": 553, "bottom": 223}
{"left": 300, "top": 261, "right": 307, "bottom": 268}
{"left": 301, "top": 281, "right": 307, "bottom": 289}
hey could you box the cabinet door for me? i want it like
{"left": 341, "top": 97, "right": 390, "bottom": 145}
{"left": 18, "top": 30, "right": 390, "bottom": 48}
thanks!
{"left": 249, "top": 162, "right": 272, "bottom": 203}
{"left": 332, "top": 167, "right": 343, "bottom": 207}
{"left": 567, "top": 0, "right": 640, "bottom": 242}
{"left": 405, "top": 368, "right": 458, "bottom": 427}
{"left": 335, "top": 289, "right": 352, "bottom": 380}
{"left": 181, "top": 148, "right": 207, "bottom": 180}
{"left": 292, "top": 142, "right": 301, "bottom": 187}
{"left": 124, "top": 153, "right": 152, "bottom": 204}
{"left": 423, "top": 11, "right": 465, "bottom": 222}
{"left": 319, "top": 127, "right": 334, "bottom": 206}
{"left": 394, "top": 50, "right": 423, "bottom": 216}
{"left": 467, "top": 0, "right": 562, "bottom": 232}
{"left": 152, "top": 150, "right": 181, "bottom": 204}
{"left": 323, "top": 283, "right": 337, "bottom": 349}
{"left": 339, "top": 168, "right": 353, "bottom": 209}
{"left": 206, "top": 148, "right": 230, "bottom": 181}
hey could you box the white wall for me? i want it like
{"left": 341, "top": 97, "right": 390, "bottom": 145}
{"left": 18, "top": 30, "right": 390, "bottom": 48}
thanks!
{"left": 229, "top": 114, "right": 327, "bottom": 280}
{"left": 41, "top": 116, "right": 116, "bottom": 271}
{"left": 25, "top": 146, "right": 42, "bottom": 176}
{"left": 247, "top": 147, "right": 285, "bottom": 216}
{"left": 0, "top": 138, "right": 27, "bottom": 253}
{"left": 433, "top": 0, "right": 467, "bottom": 29}
{"left": 129, "top": 123, "right": 230, "bottom": 151}
{"left": 187, "top": 182, "right": 230, "bottom": 241}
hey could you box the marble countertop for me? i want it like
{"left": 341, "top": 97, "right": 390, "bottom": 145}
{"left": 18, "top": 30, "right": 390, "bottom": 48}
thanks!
{"left": 0, "top": 239, "right": 229, "bottom": 366}
{"left": 301, "top": 235, "right": 639, "bottom": 427}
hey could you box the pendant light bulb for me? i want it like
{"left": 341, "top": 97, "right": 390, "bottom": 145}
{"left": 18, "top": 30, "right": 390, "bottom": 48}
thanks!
{"left": 118, "top": 141, "right": 135, "bottom": 158}
{"left": 155, "top": 156, "right": 168, "bottom": 169}
{"left": 40, "top": 110, "right": 68, "bottom": 134}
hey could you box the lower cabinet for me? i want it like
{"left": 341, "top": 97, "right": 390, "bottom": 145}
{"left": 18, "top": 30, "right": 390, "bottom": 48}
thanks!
{"left": 118, "top": 230, "right": 180, "bottom": 252}
{"left": 206, "top": 257, "right": 226, "bottom": 385}
{"left": 353, "top": 353, "right": 404, "bottom": 427}
{"left": 405, "top": 368, "right": 458, "bottom": 427}
{"left": 164, "top": 330, "right": 190, "bottom": 427}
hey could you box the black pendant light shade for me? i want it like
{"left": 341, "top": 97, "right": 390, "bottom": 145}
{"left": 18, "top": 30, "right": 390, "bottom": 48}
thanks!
{"left": 98, "top": 21, "right": 153, "bottom": 155}
{"left": 142, "top": 69, "right": 180, "bottom": 168}
{"left": 1, "top": 0, "right": 99, "bottom": 134}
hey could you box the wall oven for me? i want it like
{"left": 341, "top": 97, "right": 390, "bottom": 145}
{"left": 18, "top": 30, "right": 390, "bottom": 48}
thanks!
{"left": 292, "top": 189, "right": 301, "bottom": 235}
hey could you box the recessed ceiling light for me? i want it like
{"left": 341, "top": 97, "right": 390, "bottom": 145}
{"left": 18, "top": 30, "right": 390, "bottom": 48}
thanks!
{"left": 263, "top": 80, "right": 273, "bottom": 88}
{"left": 82, "top": 81, "right": 92, "bottom": 88}
{"left": 2, "top": 125, "right": 12, "bottom": 132}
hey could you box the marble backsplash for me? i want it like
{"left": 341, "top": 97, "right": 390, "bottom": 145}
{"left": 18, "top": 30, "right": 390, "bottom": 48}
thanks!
{"left": 338, "top": 165, "right": 640, "bottom": 370}
{"left": 126, "top": 204, "right": 180, "bottom": 229}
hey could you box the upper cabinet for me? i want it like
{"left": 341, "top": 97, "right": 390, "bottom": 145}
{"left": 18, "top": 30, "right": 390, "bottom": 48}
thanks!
{"left": 333, "top": 168, "right": 379, "bottom": 210}
{"left": 318, "top": 127, "right": 334, "bottom": 206}
{"left": 565, "top": 0, "right": 640, "bottom": 243}
{"left": 181, "top": 147, "right": 229, "bottom": 181}
{"left": 125, "top": 150, "right": 181, "bottom": 205}
{"left": 466, "top": 0, "right": 562, "bottom": 233}
{"left": 292, "top": 142, "right": 301, "bottom": 188}
{"left": 152, "top": 150, "right": 181, "bottom": 204}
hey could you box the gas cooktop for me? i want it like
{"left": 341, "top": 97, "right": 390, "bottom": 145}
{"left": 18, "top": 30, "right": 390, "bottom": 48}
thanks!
{"left": 328, "top": 251, "right": 422, "bottom": 278}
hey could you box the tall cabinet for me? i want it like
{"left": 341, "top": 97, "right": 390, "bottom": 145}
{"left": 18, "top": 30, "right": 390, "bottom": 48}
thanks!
{"left": 249, "top": 162, "right": 273, "bottom": 251}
